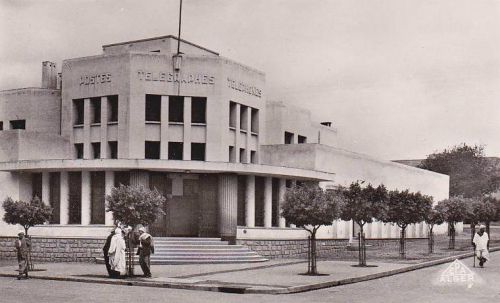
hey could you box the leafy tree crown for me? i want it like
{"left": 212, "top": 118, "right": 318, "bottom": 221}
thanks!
{"left": 106, "top": 185, "right": 166, "bottom": 227}
{"left": 2, "top": 196, "right": 52, "bottom": 233}
{"left": 435, "top": 196, "right": 470, "bottom": 224}
{"left": 281, "top": 184, "right": 343, "bottom": 235}
{"left": 381, "top": 189, "right": 433, "bottom": 229}
{"left": 339, "top": 181, "right": 387, "bottom": 227}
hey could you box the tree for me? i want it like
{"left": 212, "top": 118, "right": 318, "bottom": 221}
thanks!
{"left": 435, "top": 197, "right": 470, "bottom": 249}
{"left": 468, "top": 198, "right": 497, "bottom": 240}
{"left": 381, "top": 190, "right": 433, "bottom": 258}
{"left": 2, "top": 196, "right": 53, "bottom": 270}
{"left": 419, "top": 144, "right": 500, "bottom": 198}
{"left": 281, "top": 184, "right": 343, "bottom": 275}
{"left": 424, "top": 206, "right": 445, "bottom": 254}
{"left": 2, "top": 196, "right": 52, "bottom": 235}
{"left": 106, "top": 185, "right": 166, "bottom": 276}
{"left": 339, "top": 181, "right": 387, "bottom": 266}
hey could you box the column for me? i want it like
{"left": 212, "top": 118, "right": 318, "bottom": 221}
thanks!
{"left": 81, "top": 171, "right": 91, "bottom": 225}
{"left": 245, "top": 175, "right": 255, "bottom": 227}
{"left": 42, "top": 172, "right": 50, "bottom": 206}
{"left": 105, "top": 171, "right": 115, "bottom": 226}
{"left": 183, "top": 97, "right": 191, "bottom": 160}
{"left": 100, "top": 96, "right": 108, "bottom": 158}
{"left": 245, "top": 105, "right": 252, "bottom": 162}
{"left": 160, "top": 96, "right": 169, "bottom": 159}
{"left": 263, "top": 177, "right": 272, "bottom": 228}
{"left": 83, "top": 98, "right": 91, "bottom": 159}
{"left": 218, "top": 174, "right": 238, "bottom": 243}
{"left": 60, "top": 172, "right": 69, "bottom": 225}
{"left": 278, "top": 178, "right": 286, "bottom": 227}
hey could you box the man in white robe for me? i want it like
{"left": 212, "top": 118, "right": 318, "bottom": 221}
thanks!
{"left": 473, "top": 224, "right": 490, "bottom": 267}
{"left": 108, "top": 227, "right": 126, "bottom": 277}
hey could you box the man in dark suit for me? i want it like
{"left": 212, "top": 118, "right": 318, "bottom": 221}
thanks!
{"left": 102, "top": 229, "right": 115, "bottom": 277}
{"left": 136, "top": 227, "right": 154, "bottom": 278}
{"left": 15, "top": 230, "right": 31, "bottom": 280}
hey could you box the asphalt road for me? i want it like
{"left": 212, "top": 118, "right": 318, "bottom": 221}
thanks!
{"left": 1, "top": 256, "right": 498, "bottom": 303}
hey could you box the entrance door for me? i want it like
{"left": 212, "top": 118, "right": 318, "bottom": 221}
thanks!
{"left": 167, "top": 179, "right": 199, "bottom": 236}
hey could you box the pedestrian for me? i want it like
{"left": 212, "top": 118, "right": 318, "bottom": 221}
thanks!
{"left": 136, "top": 227, "right": 154, "bottom": 278}
{"left": 108, "top": 227, "right": 126, "bottom": 277}
{"left": 14, "top": 230, "right": 31, "bottom": 280}
{"left": 102, "top": 228, "right": 115, "bottom": 277}
{"left": 473, "top": 224, "right": 490, "bottom": 268}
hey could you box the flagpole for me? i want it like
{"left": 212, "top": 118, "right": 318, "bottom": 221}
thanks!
{"left": 177, "top": 0, "right": 183, "bottom": 55}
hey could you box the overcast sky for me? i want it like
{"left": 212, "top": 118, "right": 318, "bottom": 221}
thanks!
{"left": 1, "top": 0, "right": 500, "bottom": 160}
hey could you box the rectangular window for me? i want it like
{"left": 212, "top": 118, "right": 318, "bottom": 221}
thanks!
{"left": 168, "top": 142, "right": 183, "bottom": 160}
{"left": 250, "top": 150, "right": 257, "bottom": 164}
{"left": 114, "top": 171, "right": 130, "bottom": 187}
{"left": 49, "top": 172, "right": 60, "bottom": 224}
{"left": 229, "top": 146, "right": 235, "bottom": 163}
{"left": 298, "top": 135, "right": 307, "bottom": 144}
{"left": 145, "top": 94, "right": 161, "bottom": 122}
{"left": 73, "top": 99, "right": 84, "bottom": 125}
{"left": 239, "top": 148, "right": 246, "bottom": 163}
{"left": 108, "top": 95, "right": 118, "bottom": 122}
{"left": 0, "top": 121, "right": 3, "bottom": 130}
{"left": 191, "top": 143, "right": 205, "bottom": 161}
{"left": 91, "top": 97, "right": 101, "bottom": 124}
{"left": 68, "top": 172, "right": 82, "bottom": 225}
{"left": 169, "top": 96, "right": 184, "bottom": 123}
{"left": 145, "top": 141, "right": 160, "bottom": 159}
{"left": 10, "top": 120, "right": 25, "bottom": 130}
{"left": 251, "top": 108, "right": 259, "bottom": 133}
{"left": 92, "top": 142, "right": 101, "bottom": 159}
{"left": 229, "top": 102, "right": 237, "bottom": 128}
{"left": 75, "top": 143, "right": 84, "bottom": 159}
{"left": 240, "top": 105, "right": 248, "bottom": 131}
{"left": 108, "top": 141, "right": 118, "bottom": 159}
{"left": 191, "top": 97, "right": 206, "bottom": 124}
{"left": 90, "top": 171, "right": 105, "bottom": 224}
{"left": 31, "top": 173, "right": 42, "bottom": 200}
{"left": 284, "top": 131, "right": 294, "bottom": 144}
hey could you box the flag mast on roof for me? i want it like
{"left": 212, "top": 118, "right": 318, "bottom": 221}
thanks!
{"left": 173, "top": 0, "right": 183, "bottom": 71}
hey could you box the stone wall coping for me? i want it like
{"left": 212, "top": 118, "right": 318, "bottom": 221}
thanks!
{"left": 0, "top": 236, "right": 106, "bottom": 240}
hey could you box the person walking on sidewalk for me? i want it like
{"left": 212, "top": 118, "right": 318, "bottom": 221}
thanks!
{"left": 473, "top": 224, "right": 490, "bottom": 268}
{"left": 102, "top": 228, "right": 115, "bottom": 277}
{"left": 15, "top": 230, "right": 31, "bottom": 280}
{"left": 108, "top": 227, "right": 126, "bottom": 277}
{"left": 136, "top": 227, "right": 154, "bottom": 278}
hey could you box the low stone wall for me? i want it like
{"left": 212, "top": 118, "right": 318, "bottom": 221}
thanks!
{"left": 0, "top": 236, "right": 105, "bottom": 262}
{"left": 237, "top": 238, "right": 429, "bottom": 259}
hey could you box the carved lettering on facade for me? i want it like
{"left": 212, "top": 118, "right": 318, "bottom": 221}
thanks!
{"left": 227, "top": 78, "right": 262, "bottom": 98}
{"left": 79, "top": 73, "right": 112, "bottom": 85}
{"left": 137, "top": 70, "right": 215, "bottom": 85}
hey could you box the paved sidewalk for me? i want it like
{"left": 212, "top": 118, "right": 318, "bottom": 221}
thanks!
{"left": 1, "top": 249, "right": 498, "bottom": 294}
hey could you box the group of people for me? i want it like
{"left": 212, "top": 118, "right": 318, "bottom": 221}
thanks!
{"left": 102, "top": 224, "right": 154, "bottom": 278}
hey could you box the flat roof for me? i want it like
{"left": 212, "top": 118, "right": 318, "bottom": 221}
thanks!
{"left": 102, "top": 35, "right": 220, "bottom": 56}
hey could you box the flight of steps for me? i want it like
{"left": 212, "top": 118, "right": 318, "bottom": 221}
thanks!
{"left": 97, "top": 237, "right": 268, "bottom": 265}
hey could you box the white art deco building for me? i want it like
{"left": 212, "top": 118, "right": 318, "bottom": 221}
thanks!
{"left": 0, "top": 35, "right": 451, "bottom": 247}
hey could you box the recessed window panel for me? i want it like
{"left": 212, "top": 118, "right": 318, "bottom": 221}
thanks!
{"left": 145, "top": 94, "right": 161, "bottom": 122}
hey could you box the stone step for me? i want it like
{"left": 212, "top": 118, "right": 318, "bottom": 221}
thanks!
{"left": 154, "top": 241, "right": 229, "bottom": 246}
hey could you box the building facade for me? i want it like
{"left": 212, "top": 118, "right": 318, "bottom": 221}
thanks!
{"left": 0, "top": 35, "right": 450, "bottom": 243}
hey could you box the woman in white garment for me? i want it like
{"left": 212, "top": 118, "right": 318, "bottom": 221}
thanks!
{"left": 108, "top": 227, "right": 127, "bottom": 277}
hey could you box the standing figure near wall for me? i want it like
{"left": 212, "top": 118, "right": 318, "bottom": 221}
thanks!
{"left": 15, "top": 230, "right": 31, "bottom": 280}
{"left": 135, "top": 227, "right": 154, "bottom": 278}
{"left": 102, "top": 228, "right": 115, "bottom": 277}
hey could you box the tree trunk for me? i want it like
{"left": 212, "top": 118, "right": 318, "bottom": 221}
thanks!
{"left": 428, "top": 226, "right": 434, "bottom": 254}
{"left": 308, "top": 230, "right": 318, "bottom": 275}
{"left": 470, "top": 223, "right": 476, "bottom": 245}
{"left": 486, "top": 222, "right": 491, "bottom": 236}
{"left": 358, "top": 223, "right": 366, "bottom": 266}
{"left": 449, "top": 223, "right": 456, "bottom": 249}
{"left": 25, "top": 227, "right": 34, "bottom": 271}
{"left": 399, "top": 226, "right": 406, "bottom": 259}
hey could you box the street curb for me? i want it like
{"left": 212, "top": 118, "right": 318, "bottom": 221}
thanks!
{"left": 1, "top": 247, "right": 498, "bottom": 295}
